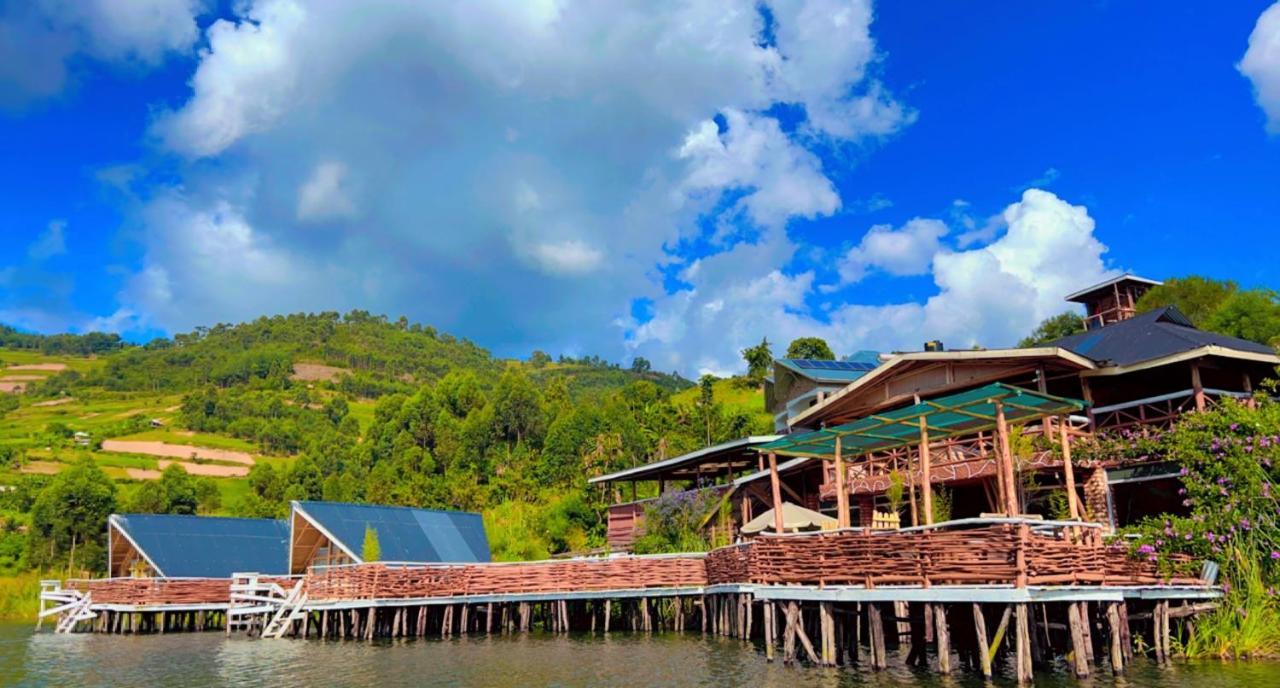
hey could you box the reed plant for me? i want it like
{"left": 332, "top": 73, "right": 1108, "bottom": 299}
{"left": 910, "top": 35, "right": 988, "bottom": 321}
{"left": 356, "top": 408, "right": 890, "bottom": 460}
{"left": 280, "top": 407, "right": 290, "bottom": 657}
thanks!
{"left": 0, "top": 570, "right": 43, "bottom": 621}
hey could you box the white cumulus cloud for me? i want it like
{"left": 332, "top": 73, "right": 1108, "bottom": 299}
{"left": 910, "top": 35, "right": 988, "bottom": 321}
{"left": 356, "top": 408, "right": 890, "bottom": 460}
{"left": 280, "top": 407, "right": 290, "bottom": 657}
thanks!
{"left": 116, "top": 0, "right": 910, "bottom": 359}
{"left": 1241, "top": 1, "right": 1280, "bottom": 133}
{"left": 831, "top": 217, "right": 948, "bottom": 286}
{"left": 297, "top": 161, "right": 357, "bottom": 222}
{"left": 627, "top": 189, "right": 1117, "bottom": 375}
{"left": 0, "top": 0, "right": 204, "bottom": 109}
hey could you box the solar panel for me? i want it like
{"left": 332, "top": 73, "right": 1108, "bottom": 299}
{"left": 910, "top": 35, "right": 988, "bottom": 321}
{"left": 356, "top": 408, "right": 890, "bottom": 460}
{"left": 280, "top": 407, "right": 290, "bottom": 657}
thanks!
{"left": 791, "top": 359, "right": 876, "bottom": 372}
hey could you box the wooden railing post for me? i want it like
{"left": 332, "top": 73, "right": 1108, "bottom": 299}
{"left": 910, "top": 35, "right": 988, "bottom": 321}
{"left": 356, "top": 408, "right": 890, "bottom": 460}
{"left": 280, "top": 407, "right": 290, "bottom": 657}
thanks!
{"left": 768, "top": 453, "right": 785, "bottom": 535}
{"left": 1058, "top": 416, "right": 1082, "bottom": 535}
{"left": 834, "top": 437, "right": 849, "bottom": 529}
{"left": 919, "top": 417, "right": 933, "bottom": 525}
{"left": 995, "top": 402, "right": 1020, "bottom": 516}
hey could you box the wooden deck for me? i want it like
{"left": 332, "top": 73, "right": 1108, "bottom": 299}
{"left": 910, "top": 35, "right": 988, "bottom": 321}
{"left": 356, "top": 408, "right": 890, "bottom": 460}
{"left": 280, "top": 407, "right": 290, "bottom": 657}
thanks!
{"left": 41, "top": 519, "right": 1217, "bottom": 682}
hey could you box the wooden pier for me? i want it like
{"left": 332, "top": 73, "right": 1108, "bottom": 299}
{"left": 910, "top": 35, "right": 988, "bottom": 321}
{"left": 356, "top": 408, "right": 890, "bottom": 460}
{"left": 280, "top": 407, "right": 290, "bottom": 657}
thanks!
{"left": 40, "top": 518, "right": 1217, "bottom": 683}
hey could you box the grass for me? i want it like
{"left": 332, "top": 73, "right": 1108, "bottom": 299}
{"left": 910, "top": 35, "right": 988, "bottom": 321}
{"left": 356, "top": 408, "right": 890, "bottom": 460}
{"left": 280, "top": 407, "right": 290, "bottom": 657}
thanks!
{"left": 670, "top": 377, "right": 772, "bottom": 428}
{"left": 1178, "top": 553, "right": 1280, "bottom": 658}
{"left": 0, "top": 349, "right": 103, "bottom": 375}
{"left": 0, "top": 570, "right": 43, "bottom": 621}
{"left": 108, "top": 428, "right": 260, "bottom": 453}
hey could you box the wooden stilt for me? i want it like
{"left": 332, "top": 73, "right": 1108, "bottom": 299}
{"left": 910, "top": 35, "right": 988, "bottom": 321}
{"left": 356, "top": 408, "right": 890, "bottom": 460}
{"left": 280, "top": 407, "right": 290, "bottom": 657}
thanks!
{"left": 764, "top": 602, "right": 775, "bottom": 662}
{"left": 868, "top": 603, "right": 887, "bottom": 670}
{"left": 1015, "top": 604, "right": 1033, "bottom": 684}
{"left": 1107, "top": 602, "right": 1125, "bottom": 674}
{"left": 973, "top": 603, "right": 992, "bottom": 680}
{"left": 934, "top": 604, "right": 951, "bottom": 674}
{"left": 1068, "top": 601, "right": 1090, "bottom": 677}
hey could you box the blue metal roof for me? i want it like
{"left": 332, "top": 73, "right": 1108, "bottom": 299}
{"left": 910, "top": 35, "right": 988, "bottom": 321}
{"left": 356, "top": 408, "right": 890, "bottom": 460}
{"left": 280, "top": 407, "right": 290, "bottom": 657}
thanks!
{"left": 111, "top": 514, "right": 288, "bottom": 578}
{"left": 294, "top": 501, "right": 490, "bottom": 564}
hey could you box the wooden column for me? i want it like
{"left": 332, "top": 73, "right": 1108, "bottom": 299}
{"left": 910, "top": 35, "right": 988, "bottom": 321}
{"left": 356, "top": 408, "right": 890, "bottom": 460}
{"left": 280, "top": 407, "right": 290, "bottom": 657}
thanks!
{"left": 1243, "top": 373, "right": 1257, "bottom": 408}
{"left": 1067, "top": 601, "right": 1090, "bottom": 677}
{"left": 834, "top": 436, "right": 849, "bottom": 528}
{"left": 934, "top": 604, "right": 951, "bottom": 674}
{"left": 995, "top": 402, "right": 1020, "bottom": 516}
{"left": 1107, "top": 602, "right": 1126, "bottom": 673}
{"left": 1191, "top": 362, "right": 1206, "bottom": 411}
{"left": 1037, "top": 365, "right": 1053, "bottom": 437}
{"left": 973, "top": 603, "right": 992, "bottom": 680}
{"left": 1015, "top": 604, "right": 1033, "bottom": 683}
{"left": 919, "top": 417, "right": 933, "bottom": 525}
{"left": 1059, "top": 416, "right": 1081, "bottom": 522}
{"left": 768, "top": 453, "right": 785, "bottom": 534}
{"left": 1080, "top": 377, "right": 1096, "bottom": 432}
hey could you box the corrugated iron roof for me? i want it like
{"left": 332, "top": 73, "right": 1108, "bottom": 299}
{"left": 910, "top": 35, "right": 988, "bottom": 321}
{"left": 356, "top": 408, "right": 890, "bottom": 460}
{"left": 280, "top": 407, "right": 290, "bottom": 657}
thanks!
{"left": 293, "top": 501, "right": 490, "bottom": 564}
{"left": 588, "top": 435, "right": 782, "bottom": 484}
{"left": 1048, "top": 306, "right": 1277, "bottom": 366}
{"left": 111, "top": 513, "right": 288, "bottom": 578}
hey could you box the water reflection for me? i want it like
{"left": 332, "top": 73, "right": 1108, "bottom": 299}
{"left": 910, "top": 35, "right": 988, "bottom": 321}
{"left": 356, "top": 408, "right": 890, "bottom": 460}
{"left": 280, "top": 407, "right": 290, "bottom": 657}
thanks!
{"left": 4, "top": 623, "right": 1277, "bottom": 688}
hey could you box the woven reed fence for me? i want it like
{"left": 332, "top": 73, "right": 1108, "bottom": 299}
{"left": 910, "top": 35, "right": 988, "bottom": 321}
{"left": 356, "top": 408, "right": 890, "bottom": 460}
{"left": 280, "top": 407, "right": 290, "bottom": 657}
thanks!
{"left": 705, "top": 525, "right": 1200, "bottom": 588}
{"left": 68, "top": 576, "right": 297, "bottom": 605}
{"left": 66, "top": 527, "right": 1200, "bottom": 606}
{"left": 305, "top": 555, "right": 709, "bottom": 601}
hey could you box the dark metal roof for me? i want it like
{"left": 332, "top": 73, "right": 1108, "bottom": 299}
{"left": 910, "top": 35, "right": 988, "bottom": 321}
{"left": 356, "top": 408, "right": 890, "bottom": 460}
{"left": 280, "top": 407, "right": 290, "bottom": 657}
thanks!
{"left": 111, "top": 514, "right": 288, "bottom": 578}
{"left": 294, "top": 501, "right": 490, "bottom": 564}
{"left": 588, "top": 435, "right": 781, "bottom": 484}
{"left": 1064, "top": 274, "right": 1162, "bottom": 302}
{"left": 1046, "top": 306, "right": 1277, "bottom": 366}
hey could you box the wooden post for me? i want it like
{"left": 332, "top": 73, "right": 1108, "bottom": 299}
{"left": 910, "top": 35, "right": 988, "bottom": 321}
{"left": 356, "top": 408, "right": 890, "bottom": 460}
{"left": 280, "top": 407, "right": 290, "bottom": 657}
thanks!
{"left": 820, "top": 602, "right": 833, "bottom": 665}
{"left": 1080, "top": 377, "right": 1096, "bottom": 432}
{"left": 995, "top": 402, "right": 1020, "bottom": 516}
{"left": 1058, "top": 416, "right": 1082, "bottom": 521}
{"left": 868, "top": 603, "right": 887, "bottom": 670}
{"left": 768, "top": 453, "right": 785, "bottom": 534}
{"left": 764, "top": 602, "right": 775, "bottom": 661}
{"left": 1068, "top": 601, "right": 1090, "bottom": 677}
{"left": 1015, "top": 604, "right": 1033, "bottom": 684}
{"left": 973, "top": 604, "right": 992, "bottom": 680}
{"left": 919, "top": 417, "right": 933, "bottom": 525}
{"left": 1191, "top": 362, "right": 1206, "bottom": 411}
{"left": 1107, "top": 602, "right": 1125, "bottom": 674}
{"left": 834, "top": 437, "right": 849, "bottom": 529}
{"left": 934, "top": 604, "right": 951, "bottom": 673}
{"left": 1243, "top": 373, "right": 1257, "bottom": 408}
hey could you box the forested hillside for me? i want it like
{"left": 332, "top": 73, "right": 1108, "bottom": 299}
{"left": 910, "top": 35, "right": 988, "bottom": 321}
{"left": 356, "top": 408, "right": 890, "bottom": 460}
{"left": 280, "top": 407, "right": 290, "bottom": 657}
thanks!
{"left": 0, "top": 311, "right": 769, "bottom": 585}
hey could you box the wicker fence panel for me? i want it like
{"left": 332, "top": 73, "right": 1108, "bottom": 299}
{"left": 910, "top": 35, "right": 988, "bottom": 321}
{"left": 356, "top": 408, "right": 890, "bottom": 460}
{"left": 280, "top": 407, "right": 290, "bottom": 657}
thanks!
{"left": 305, "top": 555, "right": 710, "bottom": 601}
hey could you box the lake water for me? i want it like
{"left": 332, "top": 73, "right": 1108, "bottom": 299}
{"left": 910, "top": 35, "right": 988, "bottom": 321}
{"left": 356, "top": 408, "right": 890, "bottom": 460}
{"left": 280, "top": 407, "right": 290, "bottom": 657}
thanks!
{"left": 3, "top": 623, "right": 1278, "bottom": 687}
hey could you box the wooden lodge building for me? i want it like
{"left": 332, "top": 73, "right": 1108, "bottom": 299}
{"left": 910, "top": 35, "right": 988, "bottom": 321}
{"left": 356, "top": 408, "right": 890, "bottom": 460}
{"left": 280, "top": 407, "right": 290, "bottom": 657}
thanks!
{"left": 42, "top": 274, "right": 1252, "bottom": 682}
{"left": 594, "top": 275, "right": 1280, "bottom": 548}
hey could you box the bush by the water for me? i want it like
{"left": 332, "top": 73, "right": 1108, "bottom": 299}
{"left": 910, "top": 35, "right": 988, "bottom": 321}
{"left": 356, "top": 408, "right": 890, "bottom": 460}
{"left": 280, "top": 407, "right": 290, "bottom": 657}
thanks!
{"left": 1117, "top": 396, "right": 1280, "bottom": 657}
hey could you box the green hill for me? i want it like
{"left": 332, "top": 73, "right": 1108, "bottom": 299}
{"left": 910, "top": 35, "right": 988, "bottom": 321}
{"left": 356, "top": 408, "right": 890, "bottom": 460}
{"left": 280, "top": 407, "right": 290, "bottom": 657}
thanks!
{"left": 0, "top": 311, "right": 724, "bottom": 575}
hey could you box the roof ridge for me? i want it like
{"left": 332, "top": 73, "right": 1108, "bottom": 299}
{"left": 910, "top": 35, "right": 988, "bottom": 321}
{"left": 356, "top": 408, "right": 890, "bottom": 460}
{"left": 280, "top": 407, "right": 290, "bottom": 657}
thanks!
{"left": 295, "top": 500, "right": 482, "bottom": 518}
{"left": 115, "top": 513, "right": 285, "bottom": 524}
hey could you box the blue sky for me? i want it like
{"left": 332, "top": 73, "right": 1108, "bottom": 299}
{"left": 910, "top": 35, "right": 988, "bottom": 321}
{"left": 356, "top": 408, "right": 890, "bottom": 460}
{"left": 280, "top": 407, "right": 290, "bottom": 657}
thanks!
{"left": 2, "top": 1, "right": 1279, "bottom": 375}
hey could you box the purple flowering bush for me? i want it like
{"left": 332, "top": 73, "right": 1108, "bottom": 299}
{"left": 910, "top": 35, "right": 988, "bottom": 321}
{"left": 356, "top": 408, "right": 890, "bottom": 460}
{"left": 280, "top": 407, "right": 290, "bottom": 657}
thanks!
{"left": 1122, "top": 396, "right": 1280, "bottom": 656}
{"left": 631, "top": 487, "right": 723, "bottom": 554}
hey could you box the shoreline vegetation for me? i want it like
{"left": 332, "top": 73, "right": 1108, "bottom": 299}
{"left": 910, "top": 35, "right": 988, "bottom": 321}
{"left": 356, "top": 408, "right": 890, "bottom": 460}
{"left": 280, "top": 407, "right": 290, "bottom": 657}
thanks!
{"left": 0, "top": 571, "right": 42, "bottom": 621}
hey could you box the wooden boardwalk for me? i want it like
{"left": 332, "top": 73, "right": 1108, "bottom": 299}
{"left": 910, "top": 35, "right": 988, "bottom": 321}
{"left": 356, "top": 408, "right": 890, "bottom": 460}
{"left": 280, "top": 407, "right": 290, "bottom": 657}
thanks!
{"left": 40, "top": 519, "right": 1218, "bottom": 683}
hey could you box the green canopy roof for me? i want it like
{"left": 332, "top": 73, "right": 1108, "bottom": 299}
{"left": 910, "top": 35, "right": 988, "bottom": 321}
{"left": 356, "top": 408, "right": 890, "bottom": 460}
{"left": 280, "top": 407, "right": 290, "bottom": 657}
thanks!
{"left": 757, "top": 382, "right": 1085, "bottom": 460}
